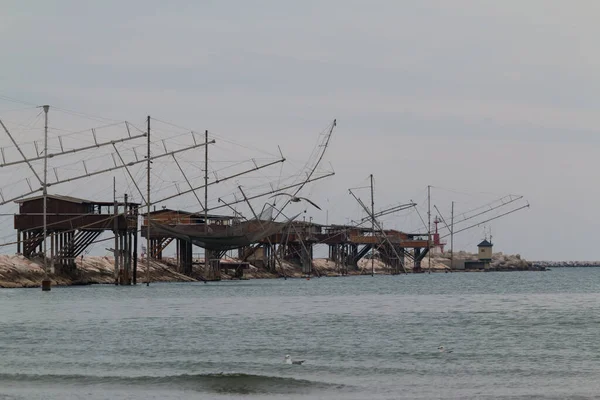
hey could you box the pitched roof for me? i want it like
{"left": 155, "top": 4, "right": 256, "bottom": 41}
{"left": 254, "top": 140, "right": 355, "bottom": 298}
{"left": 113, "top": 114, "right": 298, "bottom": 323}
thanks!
{"left": 140, "top": 208, "right": 236, "bottom": 220}
{"left": 15, "top": 194, "right": 141, "bottom": 206}
{"left": 478, "top": 239, "right": 493, "bottom": 247}
{"left": 15, "top": 194, "right": 92, "bottom": 204}
{"left": 139, "top": 208, "right": 195, "bottom": 216}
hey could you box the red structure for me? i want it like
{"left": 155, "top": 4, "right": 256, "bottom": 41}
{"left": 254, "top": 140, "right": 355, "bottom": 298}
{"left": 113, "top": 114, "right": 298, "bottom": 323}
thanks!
{"left": 432, "top": 216, "right": 446, "bottom": 252}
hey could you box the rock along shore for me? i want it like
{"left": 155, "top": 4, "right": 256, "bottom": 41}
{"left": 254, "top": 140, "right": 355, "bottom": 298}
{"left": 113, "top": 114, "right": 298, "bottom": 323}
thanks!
{"left": 0, "top": 250, "right": 545, "bottom": 288}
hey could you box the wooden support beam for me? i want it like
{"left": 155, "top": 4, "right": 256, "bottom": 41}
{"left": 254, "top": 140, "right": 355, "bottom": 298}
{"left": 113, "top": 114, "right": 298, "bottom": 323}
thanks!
{"left": 73, "top": 231, "right": 101, "bottom": 258}
{"left": 133, "top": 228, "right": 138, "bottom": 285}
{"left": 151, "top": 237, "right": 173, "bottom": 259}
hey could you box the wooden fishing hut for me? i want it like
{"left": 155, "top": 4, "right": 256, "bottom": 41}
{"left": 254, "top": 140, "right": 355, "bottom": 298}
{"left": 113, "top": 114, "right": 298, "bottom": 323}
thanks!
{"left": 247, "top": 222, "right": 432, "bottom": 275}
{"left": 14, "top": 194, "right": 139, "bottom": 279}
{"left": 140, "top": 208, "right": 240, "bottom": 278}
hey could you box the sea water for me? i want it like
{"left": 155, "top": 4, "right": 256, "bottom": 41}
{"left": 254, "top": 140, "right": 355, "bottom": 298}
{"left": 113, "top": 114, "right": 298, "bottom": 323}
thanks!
{"left": 1, "top": 268, "right": 600, "bottom": 399}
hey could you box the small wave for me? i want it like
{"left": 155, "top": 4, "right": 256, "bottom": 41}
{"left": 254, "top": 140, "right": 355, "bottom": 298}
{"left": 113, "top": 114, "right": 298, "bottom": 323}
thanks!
{"left": 0, "top": 395, "right": 21, "bottom": 400}
{"left": 0, "top": 372, "right": 342, "bottom": 395}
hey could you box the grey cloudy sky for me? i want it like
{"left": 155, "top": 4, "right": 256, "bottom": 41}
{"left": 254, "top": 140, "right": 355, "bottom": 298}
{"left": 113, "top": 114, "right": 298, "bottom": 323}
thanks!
{"left": 1, "top": 0, "right": 599, "bottom": 260}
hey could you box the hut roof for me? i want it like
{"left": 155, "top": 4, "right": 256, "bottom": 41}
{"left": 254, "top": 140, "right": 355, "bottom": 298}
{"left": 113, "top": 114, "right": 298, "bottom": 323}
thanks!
{"left": 15, "top": 194, "right": 93, "bottom": 204}
{"left": 15, "top": 194, "right": 141, "bottom": 206}
{"left": 140, "top": 208, "right": 236, "bottom": 220}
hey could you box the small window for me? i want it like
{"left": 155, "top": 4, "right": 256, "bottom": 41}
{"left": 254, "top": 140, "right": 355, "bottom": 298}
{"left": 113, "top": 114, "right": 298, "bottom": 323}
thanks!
{"left": 480, "top": 248, "right": 485, "bottom": 252}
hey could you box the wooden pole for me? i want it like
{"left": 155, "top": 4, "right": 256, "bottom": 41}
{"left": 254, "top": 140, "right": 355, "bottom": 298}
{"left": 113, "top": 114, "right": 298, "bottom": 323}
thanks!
{"left": 204, "top": 129, "right": 210, "bottom": 275}
{"left": 133, "top": 214, "right": 138, "bottom": 285}
{"left": 41, "top": 105, "right": 51, "bottom": 291}
{"left": 427, "top": 185, "right": 431, "bottom": 273}
{"left": 113, "top": 176, "right": 119, "bottom": 284}
{"left": 146, "top": 116, "right": 151, "bottom": 286}
{"left": 204, "top": 130, "right": 209, "bottom": 226}
{"left": 370, "top": 174, "right": 375, "bottom": 277}
{"left": 124, "top": 193, "right": 130, "bottom": 284}
{"left": 450, "top": 201, "right": 454, "bottom": 270}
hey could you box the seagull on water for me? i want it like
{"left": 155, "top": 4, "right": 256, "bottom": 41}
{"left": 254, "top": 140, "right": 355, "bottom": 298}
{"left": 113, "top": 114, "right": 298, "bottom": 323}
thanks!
{"left": 285, "top": 355, "right": 305, "bottom": 365}
{"left": 438, "top": 346, "right": 453, "bottom": 353}
{"left": 269, "top": 193, "right": 321, "bottom": 210}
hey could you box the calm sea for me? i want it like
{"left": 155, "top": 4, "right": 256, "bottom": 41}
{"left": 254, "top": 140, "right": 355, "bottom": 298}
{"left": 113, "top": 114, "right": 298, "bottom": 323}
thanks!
{"left": 1, "top": 268, "right": 600, "bottom": 400}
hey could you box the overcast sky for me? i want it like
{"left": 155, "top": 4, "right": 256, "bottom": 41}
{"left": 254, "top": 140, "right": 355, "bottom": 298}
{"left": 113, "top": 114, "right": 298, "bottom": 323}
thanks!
{"left": 1, "top": 0, "right": 600, "bottom": 260}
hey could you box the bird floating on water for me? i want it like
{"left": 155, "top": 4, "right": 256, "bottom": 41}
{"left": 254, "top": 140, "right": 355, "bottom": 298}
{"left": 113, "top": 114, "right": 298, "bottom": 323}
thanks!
{"left": 269, "top": 193, "right": 321, "bottom": 210}
{"left": 438, "top": 346, "right": 453, "bottom": 353}
{"left": 285, "top": 355, "right": 305, "bottom": 365}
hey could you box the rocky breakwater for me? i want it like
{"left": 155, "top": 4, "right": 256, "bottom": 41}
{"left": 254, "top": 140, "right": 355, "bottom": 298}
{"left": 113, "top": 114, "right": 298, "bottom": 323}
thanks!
{"left": 531, "top": 261, "right": 600, "bottom": 268}
{"left": 0, "top": 254, "right": 195, "bottom": 288}
{"left": 436, "top": 251, "right": 541, "bottom": 271}
{"left": 212, "top": 251, "right": 542, "bottom": 279}
{"left": 315, "top": 252, "right": 539, "bottom": 274}
{"left": 312, "top": 252, "right": 539, "bottom": 274}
